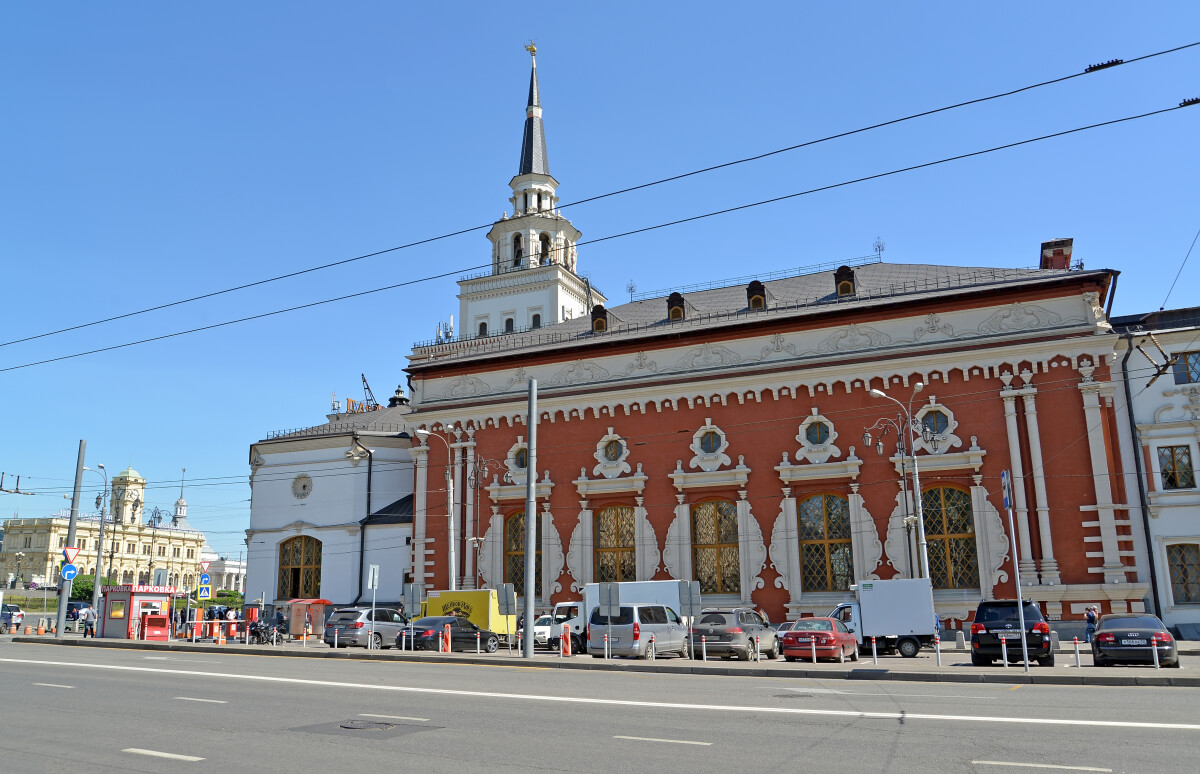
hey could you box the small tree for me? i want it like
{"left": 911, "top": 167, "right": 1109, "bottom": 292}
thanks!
{"left": 68, "top": 574, "right": 114, "bottom": 602}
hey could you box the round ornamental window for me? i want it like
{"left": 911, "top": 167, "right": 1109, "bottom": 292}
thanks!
{"left": 291, "top": 474, "right": 313, "bottom": 500}
{"left": 515, "top": 448, "right": 529, "bottom": 469}
{"left": 699, "top": 431, "right": 723, "bottom": 454}
{"left": 923, "top": 411, "right": 949, "bottom": 435}
{"left": 604, "top": 439, "right": 624, "bottom": 462}
{"left": 805, "top": 422, "right": 830, "bottom": 445}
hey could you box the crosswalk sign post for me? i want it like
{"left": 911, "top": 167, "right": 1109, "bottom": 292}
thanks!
{"left": 198, "top": 585, "right": 212, "bottom": 600}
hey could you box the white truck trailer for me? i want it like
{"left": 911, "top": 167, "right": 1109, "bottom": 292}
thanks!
{"left": 828, "top": 578, "right": 937, "bottom": 658}
{"left": 547, "top": 580, "right": 693, "bottom": 654}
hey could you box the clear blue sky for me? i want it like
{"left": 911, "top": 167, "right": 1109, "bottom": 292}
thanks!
{"left": 2, "top": 3, "right": 1197, "bottom": 557}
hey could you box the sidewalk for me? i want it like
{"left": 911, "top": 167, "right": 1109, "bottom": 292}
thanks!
{"left": 8, "top": 631, "right": 1198, "bottom": 688}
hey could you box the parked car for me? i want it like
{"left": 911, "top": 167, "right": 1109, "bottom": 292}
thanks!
{"left": 323, "top": 607, "right": 408, "bottom": 649}
{"left": 970, "top": 599, "right": 1054, "bottom": 666}
{"left": 781, "top": 617, "right": 858, "bottom": 662}
{"left": 688, "top": 607, "right": 778, "bottom": 660}
{"left": 1, "top": 604, "right": 24, "bottom": 629}
{"left": 403, "top": 615, "right": 500, "bottom": 652}
{"left": 524, "top": 614, "right": 554, "bottom": 648}
{"left": 65, "top": 601, "right": 92, "bottom": 621}
{"left": 1092, "top": 614, "right": 1179, "bottom": 668}
{"left": 587, "top": 603, "right": 690, "bottom": 659}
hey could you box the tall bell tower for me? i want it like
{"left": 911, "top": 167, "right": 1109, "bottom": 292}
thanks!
{"left": 458, "top": 45, "right": 605, "bottom": 339}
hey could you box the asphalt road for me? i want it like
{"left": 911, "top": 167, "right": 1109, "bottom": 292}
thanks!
{"left": 1, "top": 640, "right": 1196, "bottom": 773}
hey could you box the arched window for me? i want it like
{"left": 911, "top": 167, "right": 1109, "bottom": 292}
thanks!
{"left": 836, "top": 280, "right": 855, "bottom": 297}
{"left": 749, "top": 295, "right": 765, "bottom": 309}
{"left": 531, "top": 314, "right": 541, "bottom": 329}
{"left": 691, "top": 500, "right": 740, "bottom": 594}
{"left": 121, "top": 570, "right": 133, "bottom": 584}
{"left": 278, "top": 535, "right": 322, "bottom": 599}
{"left": 798, "top": 494, "right": 853, "bottom": 591}
{"left": 137, "top": 571, "right": 148, "bottom": 584}
{"left": 592, "top": 318, "right": 607, "bottom": 333}
{"left": 595, "top": 505, "right": 636, "bottom": 582}
{"left": 539, "top": 233, "right": 552, "bottom": 261}
{"left": 512, "top": 233, "right": 523, "bottom": 267}
{"left": 921, "top": 487, "right": 978, "bottom": 589}
{"left": 668, "top": 306, "right": 684, "bottom": 320}
{"left": 478, "top": 321, "right": 488, "bottom": 337}
{"left": 504, "top": 511, "right": 541, "bottom": 590}
{"left": 505, "top": 318, "right": 515, "bottom": 333}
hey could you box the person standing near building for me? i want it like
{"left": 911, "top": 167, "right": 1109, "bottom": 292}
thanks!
{"left": 1085, "top": 606, "right": 1099, "bottom": 643}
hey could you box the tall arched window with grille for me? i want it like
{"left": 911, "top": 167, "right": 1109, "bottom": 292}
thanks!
{"left": 594, "top": 505, "right": 636, "bottom": 582}
{"left": 278, "top": 535, "right": 322, "bottom": 599}
{"left": 691, "top": 499, "right": 740, "bottom": 594}
{"left": 921, "top": 487, "right": 979, "bottom": 589}
{"left": 504, "top": 511, "right": 541, "bottom": 591}
{"left": 798, "top": 493, "right": 854, "bottom": 591}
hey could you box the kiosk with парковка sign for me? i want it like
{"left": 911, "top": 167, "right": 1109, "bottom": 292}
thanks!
{"left": 99, "top": 584, "right": 176, "bottom": 641}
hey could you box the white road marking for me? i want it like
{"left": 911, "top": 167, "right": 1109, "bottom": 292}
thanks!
{"left": 359, "top": 713, "right": 429, "bottom": 722}
{"left": 33, "top": 683, "right": 72, "bottom": 688}
{"left": 3, "top": 657, "right": 1197, "bottom": 733}
{"left": 972, "top": 763, "right": 1112, "bottom": 772}
{"left": 123, "top": 748, "right": 204, "bottom": 762}
{"left": 175, "top": 697, "right": 226, "bottom": 703}
{"left": 783, "top": 686, "right": 993, "bottom": 700}
{"left": 614, "top": 735, "right": 711, "bottom": 746}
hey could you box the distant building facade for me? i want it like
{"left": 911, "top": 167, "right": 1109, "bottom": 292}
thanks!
{"left": 1, "top": 466, "right": 207, "bottom": 589}
{"left": 1113, "top": 308, "right": 1200, "bottom": 631}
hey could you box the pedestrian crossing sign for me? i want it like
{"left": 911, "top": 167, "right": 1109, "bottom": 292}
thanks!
{"left": 197, "top": 585, "right": 212, "bottom": 600}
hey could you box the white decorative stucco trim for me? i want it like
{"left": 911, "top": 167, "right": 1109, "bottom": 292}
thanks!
{"left": 687, "top": 417, "right": 732, "bottom": 472}
{"left": 795, "top": 407, "right": 842, "bottom": 463}
{"left": 591, "top": 427, "right": 633, "bottom": 479}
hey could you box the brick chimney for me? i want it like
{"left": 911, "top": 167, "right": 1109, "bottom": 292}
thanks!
{"left": 1040, "top": 238, "right": 1073, "bottom": 270}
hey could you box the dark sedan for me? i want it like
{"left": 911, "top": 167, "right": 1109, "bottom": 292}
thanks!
{"left": 401, "top": 616, "right": 500, "bottom": 653}
{"left": 1092, "top": 614, "right": 1179, "bottom": 668}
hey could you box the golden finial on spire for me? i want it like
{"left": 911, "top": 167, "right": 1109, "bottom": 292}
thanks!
{"left": 525, "top": 40, "right": 537, "bottom": 57}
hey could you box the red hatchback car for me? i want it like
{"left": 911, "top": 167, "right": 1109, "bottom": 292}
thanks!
{"left": 781, "top": 617, "right": 858, "bottom": 662}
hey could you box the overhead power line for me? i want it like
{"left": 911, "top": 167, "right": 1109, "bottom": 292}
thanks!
{"left": 2, "top": 100, "right": 1194, "bottom": 374}
{"left": 2, "top": 40, "right": 1196, "bottom": 352}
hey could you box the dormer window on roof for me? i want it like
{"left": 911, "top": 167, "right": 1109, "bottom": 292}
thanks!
{"left": 667, "top": 292, "right": 685, "bottom": 321}
{"left": 747, "top": 280, "right": 766, "bottom": 310}
{"left": 591, "top": 304, "right": 608, "bottom": 333}
{"left": 834, "top": 265, "right": 856, "bottom": 298}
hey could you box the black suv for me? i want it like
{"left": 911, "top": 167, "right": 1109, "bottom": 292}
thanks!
{"left": 970, "top": 599, "right": 1054, "bottom": 666}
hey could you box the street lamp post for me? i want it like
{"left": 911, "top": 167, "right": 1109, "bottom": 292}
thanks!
{"left": 84, "top": 464, "right": 108, "bottom": 611}
{"left": 862, "top": 382, "right": 942, "bottom": 581}
{"left": 416, "top": 427, "right": 458, "bottom": 591}
{"left": 14, "top": 551, "right": 25, "bottom": 588}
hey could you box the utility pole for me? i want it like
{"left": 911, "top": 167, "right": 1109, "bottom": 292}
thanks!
{"left": 523, "top": 379, "right": 538, "bottom": 659}
{"left": 55, "top": 440, "right": 86, "bottom": 638}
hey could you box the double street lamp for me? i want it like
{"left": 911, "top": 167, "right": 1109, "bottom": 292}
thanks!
{"left": 862, "top": 382, "right": 943, "bottom": 582}
{"left": 465, "top": 456, "right": 502, "bottom": 589}
{"left": 13, "top": 551, "right": 26, "bottom": 588}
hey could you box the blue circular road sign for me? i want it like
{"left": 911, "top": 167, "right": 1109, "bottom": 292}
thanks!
{"left": 62, "top": 563, "right": 78, "bottom": 581}
{"left": 199, "top": 573, "right": 211, "bottom": 586}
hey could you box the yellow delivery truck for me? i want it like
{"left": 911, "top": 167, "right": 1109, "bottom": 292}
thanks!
{"left": 420, "top": 589, "right": 518, "bottom": 643}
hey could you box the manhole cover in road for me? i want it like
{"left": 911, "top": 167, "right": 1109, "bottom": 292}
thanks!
{"left": 340, "top": 720, "right": 395, "bottom": 730}
{"left": 292, "top": 719, "right": 440, "bottom": 740}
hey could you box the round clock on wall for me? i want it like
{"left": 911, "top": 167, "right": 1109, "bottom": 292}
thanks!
{"left": 292, "top": 474, "right": 313, "bottom": 499}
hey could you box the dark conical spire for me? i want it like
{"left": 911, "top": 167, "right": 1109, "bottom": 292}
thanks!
{"left": 518, "top": 46, "right": 550, "bottom": 176}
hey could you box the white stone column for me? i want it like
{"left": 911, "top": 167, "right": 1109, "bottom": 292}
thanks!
{"left": 1079, "top": 381, "right": 1127, "bottom": 583}
{"left": 633, "top": 497, "right": 660, "bottom": 581}
{"left": 463, "top": 440, "right": 477, "bottom": 588}
{"left": 412, "top": 444, "right": 430, "bottom": 585}
{"left": 1021, "top": 389, "right": 1060, "bottom": 585}
{"left": 846, "top": 484, "right": 881, "bottom": 583}
{"left": 451, "top": 440, "right": 465, "bottom": 589}
{"left": 1001, "top": 391, "right": 1039, "bottom": 584}
{"left": 778, "top": 488, "right": 801, "bottom": 604}
{"left": 577, "top": 501, "right": 594, "bottom": 587}
{"left": 669, "top": 495, "right": 692, "bottom": 580}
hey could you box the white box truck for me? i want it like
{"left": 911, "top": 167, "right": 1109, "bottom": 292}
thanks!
{"left": 828, "top": 578, "right": 937, "bottom": 658}
{"left": 548, "top": 580, "right": 693, "bottom": 654}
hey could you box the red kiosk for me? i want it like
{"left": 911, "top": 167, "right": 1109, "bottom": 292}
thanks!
{"left": 99, "top": 584, "right": 177, "bottom": 641}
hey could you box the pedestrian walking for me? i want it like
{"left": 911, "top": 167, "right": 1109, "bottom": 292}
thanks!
{"left": 81, "top": 605, "right": 97, "bottom": 638}
{"left": 1084, "top": 606, "right": 1098, "bottom": 643}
